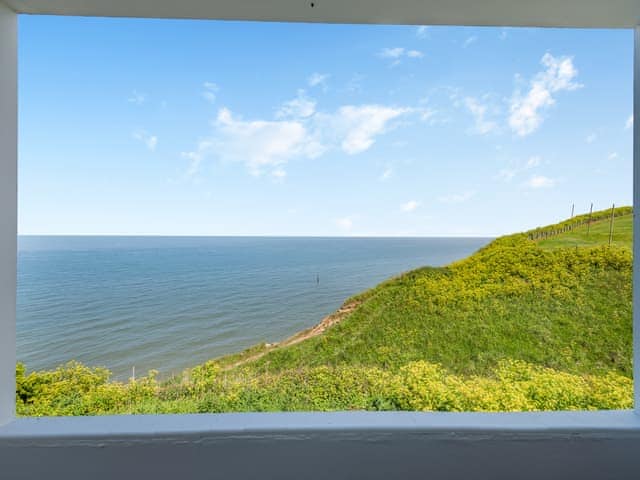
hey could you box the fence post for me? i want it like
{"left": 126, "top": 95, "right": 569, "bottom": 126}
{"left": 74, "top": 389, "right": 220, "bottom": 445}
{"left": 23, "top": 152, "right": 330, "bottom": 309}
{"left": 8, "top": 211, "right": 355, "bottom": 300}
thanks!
{"left": 609, "top": 203, "right": 615, "bottom": 246}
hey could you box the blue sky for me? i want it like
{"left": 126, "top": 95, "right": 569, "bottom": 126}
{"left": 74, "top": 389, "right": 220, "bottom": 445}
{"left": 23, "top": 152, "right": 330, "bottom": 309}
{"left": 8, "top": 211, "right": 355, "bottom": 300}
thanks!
{"left": 18, "top": 17, "right": 633, "bottom": 236}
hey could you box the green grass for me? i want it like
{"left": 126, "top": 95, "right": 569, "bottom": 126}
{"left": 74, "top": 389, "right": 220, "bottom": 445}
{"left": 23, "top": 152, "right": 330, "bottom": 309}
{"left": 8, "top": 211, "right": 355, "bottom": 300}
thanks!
{"left": 538, "top": 213, "right": 632, "bottom": 249}
{"left": 230, "top": 226, "right": 632, "bottom": 378}
{"left": 16, "top": 206, "right": 634, "bottom": 415}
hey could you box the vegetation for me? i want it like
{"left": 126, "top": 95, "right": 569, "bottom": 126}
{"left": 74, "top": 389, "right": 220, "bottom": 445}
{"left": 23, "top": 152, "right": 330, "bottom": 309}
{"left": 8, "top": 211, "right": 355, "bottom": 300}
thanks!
{"left": 16, "top": 207, "right": 633, "bottom": 415}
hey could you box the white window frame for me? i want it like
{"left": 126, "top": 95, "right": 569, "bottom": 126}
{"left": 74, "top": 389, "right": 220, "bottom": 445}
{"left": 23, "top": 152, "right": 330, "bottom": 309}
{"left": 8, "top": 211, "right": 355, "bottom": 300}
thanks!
{"left": 1, "top": 1, "right": 640, "bottom": 477}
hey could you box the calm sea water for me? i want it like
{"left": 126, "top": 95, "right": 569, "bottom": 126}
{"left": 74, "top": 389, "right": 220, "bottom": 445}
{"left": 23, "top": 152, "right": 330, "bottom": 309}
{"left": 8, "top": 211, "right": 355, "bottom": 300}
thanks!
{"left": 17, "top": 236, "right": 490, "bottom": 379}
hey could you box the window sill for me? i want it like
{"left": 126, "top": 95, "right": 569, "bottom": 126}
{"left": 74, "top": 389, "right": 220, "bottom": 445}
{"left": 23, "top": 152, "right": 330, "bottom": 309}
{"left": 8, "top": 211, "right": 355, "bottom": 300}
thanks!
{"left": 1, "top": 410, "right": 640, "bottom": 445}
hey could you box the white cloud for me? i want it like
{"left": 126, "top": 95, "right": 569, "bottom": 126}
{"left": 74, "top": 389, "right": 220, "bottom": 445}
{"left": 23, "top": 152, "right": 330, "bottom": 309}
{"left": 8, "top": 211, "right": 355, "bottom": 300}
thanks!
{"left": 464, "top": 97, "right": 498, "bottom": 135}
{"left": 308, "top": 73, "right": 330, "bottom": 89}
{"left": 132, "top": 130, "right": 158, "bottom": 151}
{"left": 202, "top": 82, "right": 219, "bottom": 104}
{"left": 379, "top": 166, "right": 393, "bottom": 181}
{"left": 499, "top": 29, "right": 508, "bottom": 40}
{"left": 526, "top": 175, "right": 556, "bottom": 189}
{"left": 586, "top": 133, "right": 597, "bottom": 144}
{"left": 336, "top": 217, "right": 353, "bottom": 230}
{"left": 416, "top": 26, "right": 429, "bottom": 38}
{"left": 526, "top": 155, "right": 541, "bottom": 168}
{"left": 418, "top": 108, "right": 437, "bottom": 123}
{"left": 463, "top": 36, "right": 477, "bottom": 48}
{"left": 438, "top": 191, "right": 475, "bottom": 204}
{"left": 626, "top": 114, "right": 634, "bottom": 130}
{"left": 378, "top": 47, "right": 424, "bottom": 65}
{"left": 181, "top": 150, "right": 203, "bottom": 179}
{"left": 608, "top": 152, "right": 619, "bottom": 161}
{"left": 496, "top": 169, "right": 517, "bottom": 182}
{"left": 182, "top": 100, "right": 411, "bottom": 177}
{"left": 276, "top": 90, "right": 316, "bottom": 119}
{"left": 401, "top": 200, "right": 420, "bottom": 212}
{"left": 271, "top": 168, "right": 287, "bottom": 182}
{"left": 212, "top": 107, "right": 321, "bottom": 176}
{"left": 509, "top": 53, "right": 581, "bottom": 136}
{"left": 496, "top": 156, "right": 543, "bottom": 183}
{"left": 379, "top": 47, "right": 405, "bottom": 59}
{"left": 323, "top": 105, "right": 410, "bottom": 154}
{"left": 128, "top": 90, "right": 146, "bottom": 105}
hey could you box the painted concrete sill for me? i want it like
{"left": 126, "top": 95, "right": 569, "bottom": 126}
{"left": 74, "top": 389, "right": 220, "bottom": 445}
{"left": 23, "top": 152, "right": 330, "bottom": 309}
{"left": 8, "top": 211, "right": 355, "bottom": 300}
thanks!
{"left": 1, "top": 410, "right": 640, "bottom": 445}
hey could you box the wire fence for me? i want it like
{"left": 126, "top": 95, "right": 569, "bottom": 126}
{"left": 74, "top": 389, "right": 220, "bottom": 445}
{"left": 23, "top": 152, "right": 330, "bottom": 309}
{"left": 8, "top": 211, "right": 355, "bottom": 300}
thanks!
{"left": 526, "top": 205, "right": 632, "bottom": 242}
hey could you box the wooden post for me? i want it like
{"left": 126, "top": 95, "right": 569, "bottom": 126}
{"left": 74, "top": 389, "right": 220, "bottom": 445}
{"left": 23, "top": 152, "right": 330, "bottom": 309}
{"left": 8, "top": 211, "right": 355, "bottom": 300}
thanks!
{"left": 587, "top": 203, "right": 593, "bottom": 237}
{"left": 609, "top": 203, "right": 615, "bottom": 246}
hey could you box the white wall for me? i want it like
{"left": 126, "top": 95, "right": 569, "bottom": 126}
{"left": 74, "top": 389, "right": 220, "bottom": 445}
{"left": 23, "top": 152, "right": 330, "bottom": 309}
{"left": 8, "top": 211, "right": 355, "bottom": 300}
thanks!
{"left": 1, "top": 2, "right": 639, "bottom": 478}
{"left": 1, "top": 411, "right": 640, "bottom": 479}
{"left": 0, "top": 0, "right": 17, "bottom": 427}
{"left": 635, "top": 26, "right": 640, "bottom": 411}
{"left": 4, "top": 0, "right": 640, "bottom": 27}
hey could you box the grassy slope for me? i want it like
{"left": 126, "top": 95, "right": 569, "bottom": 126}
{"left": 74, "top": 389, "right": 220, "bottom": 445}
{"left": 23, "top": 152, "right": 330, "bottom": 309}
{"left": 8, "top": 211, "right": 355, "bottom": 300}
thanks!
{"left": 221, "top": 209, "right": 633, "bottom": 379}
{"left": 538, "top": 212, "right": 632, "bottom": 249}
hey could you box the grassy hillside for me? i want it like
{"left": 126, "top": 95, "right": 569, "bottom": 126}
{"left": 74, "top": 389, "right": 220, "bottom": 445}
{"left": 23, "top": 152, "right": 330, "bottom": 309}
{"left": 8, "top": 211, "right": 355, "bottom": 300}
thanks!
{"left": 538, "top": 210, "right": 632, "bottom": 249}
{"left": 220, "top": 208, "right": 632, "bottom": 378}
{"left": 16, "top": 207, "right": 634, "bottom": 415}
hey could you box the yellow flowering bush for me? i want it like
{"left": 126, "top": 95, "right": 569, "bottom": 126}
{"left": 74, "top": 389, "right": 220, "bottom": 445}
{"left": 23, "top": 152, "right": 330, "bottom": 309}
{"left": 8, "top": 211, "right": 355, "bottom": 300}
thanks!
{"left": 16, "top": 359, "right": 633, "bottom": 416}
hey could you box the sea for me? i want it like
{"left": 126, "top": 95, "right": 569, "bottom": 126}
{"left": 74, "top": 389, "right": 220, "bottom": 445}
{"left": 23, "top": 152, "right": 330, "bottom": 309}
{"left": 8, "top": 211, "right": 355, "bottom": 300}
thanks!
{"left": 17, "top": 236, "right": 491, "bottom": 380}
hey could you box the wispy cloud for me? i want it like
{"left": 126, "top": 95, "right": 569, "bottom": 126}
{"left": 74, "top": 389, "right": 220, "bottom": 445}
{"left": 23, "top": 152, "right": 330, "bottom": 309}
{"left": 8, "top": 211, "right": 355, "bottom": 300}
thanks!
{"left": 509, "top": 53, "right": 582, "bottom": 136}
{"left": 322, "top": 105, "right": 410, "bottom": 154}
{"left": 271, "top": 168, "right": 287, "bottom": 182}
{"left": 438, "top": 191, "right": 475, "bottom": 204}
{"left": 496, "top": 168, "right": 517, "bottom": 182}
{"left": 464, "top": 96, "right": 498, "bottom": 135}
{"left": 463, "top": 36, "right": 477, "bottom": 48}
{"left": 526, "top": 155, "right": 541, "bottom": 168}
{"left": 525, "top": 174, "right": 556, "bottom": 189}
{"left": 210, "top": 107, "right": 321, "bottom": 176}
{"left": 608, "top": 152, "right": 619, "bottom": 161}
{"left": 379, "top": 166, "right": 393, "bottom": 181}
{"left": 276, "top": 90, "right": 317, "bottom": 119}
{"left": 378, "top": 47, "right": 424, "bottom": 66}
{"left": 336, "top": 217, "right": 353, "bottom": 230}
{"left": 182, "top": 91, "right": 412, "bottom": 178}
{"left": 586, "top": 132, "right": 597, "bottom": 144}
{"left": 418, "top": 107, "right": 437, "bottom": 123}
{"left": 401, "top": 200, "right": 420, "bottom": 212}
{"left": 308, "top": 73, "right": 330, "bottom": 90}
{"left": 128, "top": 90, "right": 146, "bottom": 105}
{"left": 202, "top": 82, "right": 219, "bottom": 104}
{"left": 416, "top": 26, "right": 429, "bottom": 38}
{"left": 496, "top": 156, "right": 543, "bottom": 183}
{"left": 379, "top": 47, "right": 405, "bottom": 59}
{"left": 132, "top": 130, "right": 158, "bottom": 151}
{"left": 181, "top": 150, "right": 203, "bottom": 179}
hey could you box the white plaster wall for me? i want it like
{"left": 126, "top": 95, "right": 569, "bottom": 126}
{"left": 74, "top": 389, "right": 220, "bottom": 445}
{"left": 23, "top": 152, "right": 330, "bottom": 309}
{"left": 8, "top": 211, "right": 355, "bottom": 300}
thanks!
{"left": 1, "top": 412, "right": 640, "bottom": 479}
{"left": 634, "top": 26, "right": 640, "bottom": 411}
{"left": 4, "top": 0, "right": 640, "bottom": 28}
{"left": 1, "top": 2, "right": 639, "bottom": 479}
{"left": 0, "top": 0, "right": 17, "bottom": 427}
